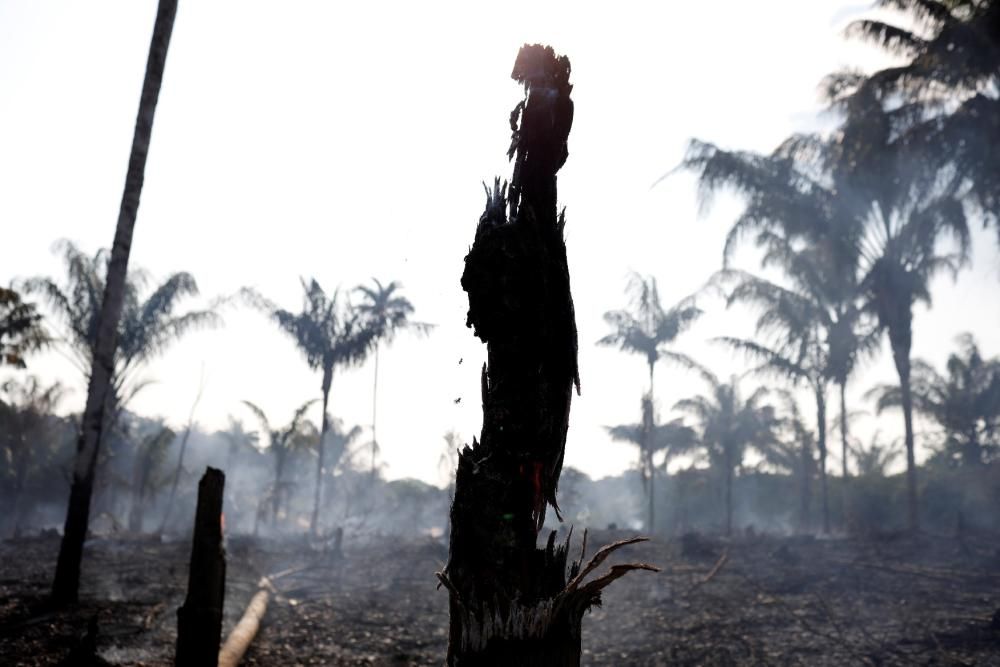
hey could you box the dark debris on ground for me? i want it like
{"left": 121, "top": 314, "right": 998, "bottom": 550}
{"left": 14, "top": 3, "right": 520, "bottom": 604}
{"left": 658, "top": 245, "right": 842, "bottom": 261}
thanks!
{"left": 1, "top": 529, "right": 999, "bottom": 665}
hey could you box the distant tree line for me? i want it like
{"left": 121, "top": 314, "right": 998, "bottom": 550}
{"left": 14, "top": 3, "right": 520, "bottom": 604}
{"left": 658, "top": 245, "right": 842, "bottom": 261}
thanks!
{"left": 603, "top": 0, "right": 1000, "bottom": 536}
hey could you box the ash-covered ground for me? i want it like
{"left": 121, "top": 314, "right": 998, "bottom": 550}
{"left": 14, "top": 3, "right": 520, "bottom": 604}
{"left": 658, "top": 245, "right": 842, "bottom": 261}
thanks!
{"left": 1, "top": 529, "right": 999, "bottom": 666}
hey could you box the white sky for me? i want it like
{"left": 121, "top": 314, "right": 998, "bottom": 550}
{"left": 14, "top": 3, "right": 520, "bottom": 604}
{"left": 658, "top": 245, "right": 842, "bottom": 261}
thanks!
{"left": 2, "top": 1, "right": 998, "bottom": 486}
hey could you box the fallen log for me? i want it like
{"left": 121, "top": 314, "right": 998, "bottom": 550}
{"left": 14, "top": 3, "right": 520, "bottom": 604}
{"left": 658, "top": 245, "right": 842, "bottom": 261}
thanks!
{"left": 218, "top": 585, "right": 270, "bottom": 667}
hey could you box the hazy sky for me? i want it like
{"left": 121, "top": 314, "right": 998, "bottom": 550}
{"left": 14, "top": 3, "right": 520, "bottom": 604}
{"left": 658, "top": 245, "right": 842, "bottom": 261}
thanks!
{"left": 2, "top": 1, "right": 998, "bottom": 486}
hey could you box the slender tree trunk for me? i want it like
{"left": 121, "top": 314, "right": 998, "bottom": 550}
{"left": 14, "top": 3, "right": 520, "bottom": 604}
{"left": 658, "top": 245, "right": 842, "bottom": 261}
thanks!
{"left": 648, "top": 456, "right": 655, "bottom": 536}
{"left": 272, "top": 450, "right": 285, "bottom": 523}
{"left": 798, "top": 438, "right": 811, "bottom": 533}
{"left": 11, "top": 470, "right": 25, "bottom": 538}
{"left": 51, "top": 0, "right": 177, "bottom": 604}
{"left": 648, "top": 360, "right": 655, "bottom": 402}
{"left": 893, "top": 347, "right": 919, "bottom": 532}
{"left": 724, "top": 453, "right": 733, "bottom": 537}
{"left": 310, "top": 367, "right": 332, "bottom": 536}
{"left": 643, "top": 367, "right": 655, "bottom": 535}
{"left": 839, "top": 381, "right": 849, "bottom": 479}
{"left": 371, "top": 343, "right": 379, "bottom": 477}
{"left": 816, "top": 387, "right": 829, "bottom": 534}
{"left": 446, "top": 45, "right": 649, "bottom": 665}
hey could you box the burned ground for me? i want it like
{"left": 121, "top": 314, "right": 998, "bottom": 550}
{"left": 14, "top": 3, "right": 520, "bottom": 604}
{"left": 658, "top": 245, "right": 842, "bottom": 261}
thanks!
{"left": 1, "top": 529, "right": 998, "bottom": 665}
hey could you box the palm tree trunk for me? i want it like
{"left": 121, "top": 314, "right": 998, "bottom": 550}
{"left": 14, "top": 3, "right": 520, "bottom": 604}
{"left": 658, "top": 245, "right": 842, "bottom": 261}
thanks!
{"left": 11, "top": 471, "right": 26, "bottom": 538}
{"left": 725, "top": 455, "right": 733, "bottom": 537}
{"left": 838, "top": 381, "right": 850, "bottom": 479}
{"left": 816, "top": 387, "right": 829, "bottom": 534}
{"left": 644, "top": 364, "right": 655, "bottom": 535}
{"left": 370, "top": 343, "right": 379, "bottom": 477}
{"left": 310, "top": 368, "right": 333, "bottom": 536}
{"left": 273, "top": 449, "right": 285, "bottom": 523}
{"left": 648, "top": 359, "right": 655, "bottom": 400}
{"left": 648, "top": 456, "right": 655, "bottom": 535}
{"left": 894, "top": 349, "right": 919, "bottom": 532}
{"left": 798, "top": 440, "right": 811, "bottom": 533}
{"left": 51, "top": 0, "right": 177, "bottom": 604}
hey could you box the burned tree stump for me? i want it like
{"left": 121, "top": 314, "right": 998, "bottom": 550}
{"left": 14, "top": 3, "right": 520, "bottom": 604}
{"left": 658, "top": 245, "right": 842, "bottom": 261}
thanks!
{"left": 442, "top": 44, "right": 656, "bottom": 666}
{"left": 176, "top": 467, "right": 226, "bottom": 667}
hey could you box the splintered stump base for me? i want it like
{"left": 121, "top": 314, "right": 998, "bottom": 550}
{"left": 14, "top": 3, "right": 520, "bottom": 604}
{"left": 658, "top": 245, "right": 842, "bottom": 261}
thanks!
{"left": 443, "top": 517, "right": 656, "bottom": 665}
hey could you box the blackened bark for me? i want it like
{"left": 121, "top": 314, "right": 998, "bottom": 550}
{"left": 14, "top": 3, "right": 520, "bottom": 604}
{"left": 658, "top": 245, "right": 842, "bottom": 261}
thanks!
{"left": 176, "top": 467, "right": 226, "bottom": 667}
{"left": 51, "top": 0, "right": 178, "bottom": 604}
{"left": 444, "top": 45, "right": 653, "bottom": 666}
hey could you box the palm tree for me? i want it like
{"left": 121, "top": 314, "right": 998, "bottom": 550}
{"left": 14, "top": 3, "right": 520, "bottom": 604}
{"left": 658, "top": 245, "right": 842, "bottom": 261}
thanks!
{"left": 355, "top": 278, "right": 431, "bottom": 475}
{"left": 22, "top": 240, "right": 219, "bottom": 421}
{"left": 241, "top": 399, "right": 319, "bottom": 525}
{"left": 832, "top": 87, "right": 971, "bottom": 532}
{"left": 607, "top": 393, "right": 697, "bottom": 534}
{"left": 599, "top": 273, "right": 702, "bottom": 401}
{"left": 674, "top": 369, "right": 778, "bottom": 536}
{"left": 845, "top": 0, "right": 1000, "bottom": 243}
{"left": 682, "top": 115, "right": 970, "bottom": 531}
{"left": 0, "top": 376, "right": 65, "bottom": 537}
{"left": 680, "top": 138, "right": 875, "bottom": 486}
{"left": 0, "top": 287, "right": 48, "bottom": 368}
{"left": 867, "top": 333, "right": 1000, "bottom": 467}
{"left": 852, "top": 431, "right": 901, "bottom": 478}
{"left": 599, "top": 273, "right": 701, "bottom": 532}
{"left": 51, "top": 0, "right": 178, "bottom": 604}
{"left": 714, "top": 260, "right": 879, "bottom": 532}
{"left": 245, "top": 279, "right": 377, "bottom": 535}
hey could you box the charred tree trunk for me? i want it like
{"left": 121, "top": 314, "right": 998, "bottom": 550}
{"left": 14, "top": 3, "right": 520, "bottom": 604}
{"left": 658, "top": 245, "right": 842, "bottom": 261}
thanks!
{"left": 176, "top": 467, "right": 226, "bottom": 667}
{"left": 51, "top": 0, "right": 177, "bottom": 604}
{"left": 444, "top": 45, "right": 653, "bottom": 665}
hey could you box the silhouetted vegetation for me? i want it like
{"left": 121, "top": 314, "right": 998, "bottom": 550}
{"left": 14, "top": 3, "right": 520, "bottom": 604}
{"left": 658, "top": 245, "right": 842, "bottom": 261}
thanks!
{"left": 1, "top": 2, "right": 999, "bottom": 664}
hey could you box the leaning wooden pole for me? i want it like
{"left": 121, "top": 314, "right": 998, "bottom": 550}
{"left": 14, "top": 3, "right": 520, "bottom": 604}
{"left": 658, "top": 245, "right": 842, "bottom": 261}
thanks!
{"left": 176, "top": 467, "right": 226, "bottom": 667}
{"left": 442, "top": 44, "right": 655, "bottom": 666}
{"left": 51, "top": 0, "right": 179, "bottom": 604}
